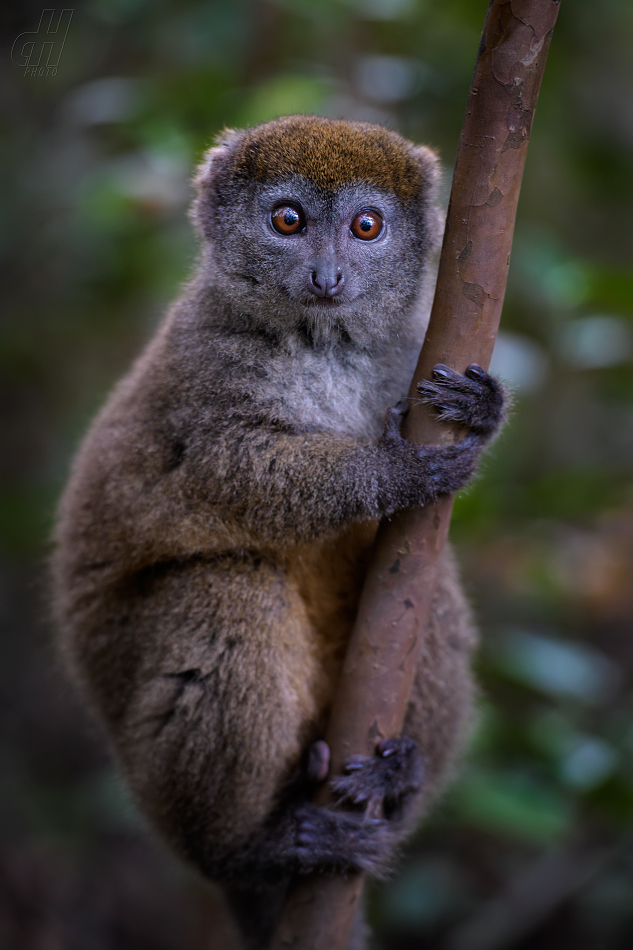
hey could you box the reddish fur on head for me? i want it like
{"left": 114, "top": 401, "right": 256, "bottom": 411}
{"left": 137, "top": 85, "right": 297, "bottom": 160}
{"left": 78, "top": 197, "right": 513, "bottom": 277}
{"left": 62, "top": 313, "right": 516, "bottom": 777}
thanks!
{"left": 199, "top": 115, "right": 439, "bottom": 202}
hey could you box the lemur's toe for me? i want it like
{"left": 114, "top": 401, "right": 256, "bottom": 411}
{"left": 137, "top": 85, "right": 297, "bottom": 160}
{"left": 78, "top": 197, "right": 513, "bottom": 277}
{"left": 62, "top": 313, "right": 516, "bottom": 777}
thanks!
{"left": 431, "top": 363, "right": 451, "bottom": 381}
{"left": 382, "top": 405, "right": 407, "bottom": 444}
{"left": 305, "top": 739, "right": 330, "bottom": 783}
{"left": 465, "top": 362, "right": 485, "bottom": 380}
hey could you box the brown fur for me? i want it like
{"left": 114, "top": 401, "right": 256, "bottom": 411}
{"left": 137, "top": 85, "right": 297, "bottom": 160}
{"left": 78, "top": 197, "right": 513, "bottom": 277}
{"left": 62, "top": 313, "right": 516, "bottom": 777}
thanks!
{"left": 51, "top": 116, "right": 496, "bottom": 949}
{"left": 213, "top": 115, "right": 435, "bottom": 201}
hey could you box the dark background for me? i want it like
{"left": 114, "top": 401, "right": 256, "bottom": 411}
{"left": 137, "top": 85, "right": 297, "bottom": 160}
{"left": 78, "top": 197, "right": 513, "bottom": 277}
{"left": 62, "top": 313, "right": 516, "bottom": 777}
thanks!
{"left": 2, "top": 1, "right": 633, "bottom": 947}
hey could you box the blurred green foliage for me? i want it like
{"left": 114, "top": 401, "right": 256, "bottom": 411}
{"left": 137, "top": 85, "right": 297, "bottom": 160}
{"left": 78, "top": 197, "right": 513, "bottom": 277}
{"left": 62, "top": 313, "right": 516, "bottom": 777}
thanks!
{"left": 2, "top": 0, "right": 633, "bottom": 947}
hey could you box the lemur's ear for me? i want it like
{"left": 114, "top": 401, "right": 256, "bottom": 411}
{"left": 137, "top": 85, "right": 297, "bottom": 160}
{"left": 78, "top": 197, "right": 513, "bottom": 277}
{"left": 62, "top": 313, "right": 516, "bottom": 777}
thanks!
{"left": 412, "top": 145, "right": 442, "bottom": 195}
{"left": 190, "top": 128, "right": 245, "bottom": 238}
{"left": 412, "top": 145, "right": 444, "bottom": 251}
{"left": 193, "top": 128, "right": 243, "bottom": 191}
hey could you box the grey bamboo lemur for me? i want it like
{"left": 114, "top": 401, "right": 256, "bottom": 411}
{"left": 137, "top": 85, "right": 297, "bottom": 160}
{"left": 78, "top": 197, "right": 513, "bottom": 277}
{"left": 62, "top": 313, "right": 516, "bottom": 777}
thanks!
{"left": 53, "top": 115, "right": 506, "bottom": 948}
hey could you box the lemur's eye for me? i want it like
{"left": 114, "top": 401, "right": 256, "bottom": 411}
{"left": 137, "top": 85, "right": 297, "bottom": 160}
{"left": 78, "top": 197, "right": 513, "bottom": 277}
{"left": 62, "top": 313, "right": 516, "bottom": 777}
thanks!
{"left": 271, "top": 205, "right": 305, "bottom": 235}
{"left": 351, "top": 210, "right": 383, "bottom": 241}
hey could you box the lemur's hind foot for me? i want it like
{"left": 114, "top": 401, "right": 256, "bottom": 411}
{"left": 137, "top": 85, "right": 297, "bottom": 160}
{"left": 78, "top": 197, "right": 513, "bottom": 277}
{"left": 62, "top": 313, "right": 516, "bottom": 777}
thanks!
{"left": 331, "top": 736, "right": 423, "bottom": 821}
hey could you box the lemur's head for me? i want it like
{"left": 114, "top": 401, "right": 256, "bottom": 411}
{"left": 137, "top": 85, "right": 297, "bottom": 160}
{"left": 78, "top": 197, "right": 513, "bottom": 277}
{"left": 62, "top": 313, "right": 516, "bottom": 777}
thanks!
{"left": 192, "top": 115, "right": 441, "bottom": 342}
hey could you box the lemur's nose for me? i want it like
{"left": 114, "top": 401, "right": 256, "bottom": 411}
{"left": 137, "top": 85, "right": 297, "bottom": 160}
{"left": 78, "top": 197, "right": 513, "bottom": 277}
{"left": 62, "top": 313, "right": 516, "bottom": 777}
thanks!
{"left": 309, "top": 262, "right": 344, "bottom": 298}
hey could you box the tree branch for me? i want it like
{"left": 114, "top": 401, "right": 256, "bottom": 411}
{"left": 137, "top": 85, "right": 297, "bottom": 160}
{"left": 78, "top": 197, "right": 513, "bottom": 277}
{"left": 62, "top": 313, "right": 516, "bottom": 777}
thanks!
{"left": 272, "top": 2, "right": 561, "bottom": 947}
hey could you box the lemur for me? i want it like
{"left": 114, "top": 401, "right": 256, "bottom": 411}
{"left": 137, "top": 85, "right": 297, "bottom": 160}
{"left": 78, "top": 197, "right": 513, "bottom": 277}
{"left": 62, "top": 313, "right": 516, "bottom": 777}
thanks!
{"left": 52, "top": 115, "right": 506, "bottom": 949}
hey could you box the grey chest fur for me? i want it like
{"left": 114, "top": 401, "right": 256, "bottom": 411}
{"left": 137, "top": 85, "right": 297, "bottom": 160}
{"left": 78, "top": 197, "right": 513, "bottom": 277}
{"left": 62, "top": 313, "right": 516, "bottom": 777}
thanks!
{"left": 274, "top": 338, "right": 421, "bottom": 442}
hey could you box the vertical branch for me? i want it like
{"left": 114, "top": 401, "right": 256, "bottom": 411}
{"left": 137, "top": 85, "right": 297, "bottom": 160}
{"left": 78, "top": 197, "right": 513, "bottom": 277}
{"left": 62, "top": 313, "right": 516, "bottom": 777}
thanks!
{"left": 272, "top": 2, "right": 561, "bottom": 948}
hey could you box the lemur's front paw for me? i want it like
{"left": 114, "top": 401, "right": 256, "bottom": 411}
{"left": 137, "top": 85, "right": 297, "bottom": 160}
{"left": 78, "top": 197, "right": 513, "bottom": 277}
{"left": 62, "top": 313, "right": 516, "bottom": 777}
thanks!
{"left": 293, "top": 803, "right": 391, "bottom": 876}
{"left": 331, "top": 736, "right": 423, "bottom": 821}
{"left": 416, "top": 363, "right": 507, "bottom": 438}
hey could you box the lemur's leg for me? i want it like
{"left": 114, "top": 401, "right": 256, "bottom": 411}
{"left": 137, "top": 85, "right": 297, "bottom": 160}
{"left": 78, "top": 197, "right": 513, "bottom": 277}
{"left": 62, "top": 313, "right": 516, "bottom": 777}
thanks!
{"left": 86, "top": 554, "right": 395, "bottom": 884}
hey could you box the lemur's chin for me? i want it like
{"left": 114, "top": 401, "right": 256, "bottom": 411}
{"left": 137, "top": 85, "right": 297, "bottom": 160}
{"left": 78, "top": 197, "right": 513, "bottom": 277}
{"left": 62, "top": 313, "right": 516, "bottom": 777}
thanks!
{"left": 307, "top": 297, "right": 343, "bottom": 308}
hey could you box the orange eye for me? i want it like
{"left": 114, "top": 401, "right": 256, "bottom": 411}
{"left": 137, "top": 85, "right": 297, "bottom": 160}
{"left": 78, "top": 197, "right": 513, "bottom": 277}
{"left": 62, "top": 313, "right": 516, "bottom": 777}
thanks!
{"left": 271, "top": 205, "right": 305, "bottom": 235}
{"left": 351, "top": 210, "right": 383, "bottom": 241}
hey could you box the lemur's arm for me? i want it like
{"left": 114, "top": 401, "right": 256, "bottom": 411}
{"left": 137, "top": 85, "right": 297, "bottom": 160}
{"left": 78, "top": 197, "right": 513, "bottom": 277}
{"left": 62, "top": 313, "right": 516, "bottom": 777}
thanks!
{"left": 179, "top": 363, "right": 506, "bottom": 543}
